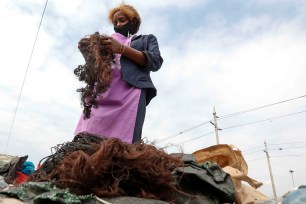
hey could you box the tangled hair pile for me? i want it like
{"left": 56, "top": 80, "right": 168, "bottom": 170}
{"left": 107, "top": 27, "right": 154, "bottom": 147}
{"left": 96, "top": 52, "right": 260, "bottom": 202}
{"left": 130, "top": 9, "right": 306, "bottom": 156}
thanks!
{"left": 28, "top": 133, "right": 184, "bottom": 202}
{"left": 74, "top": 32, "right": 113, "bottom": 119}
{"left": 28, "top": 133, "right": 103, "bottom": 181}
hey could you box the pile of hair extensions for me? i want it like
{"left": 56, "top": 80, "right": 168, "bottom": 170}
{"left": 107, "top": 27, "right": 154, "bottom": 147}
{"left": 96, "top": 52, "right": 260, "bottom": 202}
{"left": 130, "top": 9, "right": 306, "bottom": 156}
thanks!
{"left": 28, "top": 133, "right": 183, "bottom": 202}
{"left": 74, "top": 32, "right": 113, "bottom": 119}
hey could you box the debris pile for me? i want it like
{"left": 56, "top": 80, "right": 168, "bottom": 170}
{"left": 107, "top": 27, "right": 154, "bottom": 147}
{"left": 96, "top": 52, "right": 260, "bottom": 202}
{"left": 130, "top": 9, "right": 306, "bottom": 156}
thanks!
{"left": 1, "top": 133, "right": 275, "bottom": 204}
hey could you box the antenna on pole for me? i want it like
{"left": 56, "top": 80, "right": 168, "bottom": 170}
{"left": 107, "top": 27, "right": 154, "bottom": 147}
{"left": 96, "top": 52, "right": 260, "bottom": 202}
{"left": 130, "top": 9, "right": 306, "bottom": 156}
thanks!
{"left": 210, "top": 106, "right": 222, "bottom": 144}
{"left": 264, "top": 141, "right": 278, "bottom": 203}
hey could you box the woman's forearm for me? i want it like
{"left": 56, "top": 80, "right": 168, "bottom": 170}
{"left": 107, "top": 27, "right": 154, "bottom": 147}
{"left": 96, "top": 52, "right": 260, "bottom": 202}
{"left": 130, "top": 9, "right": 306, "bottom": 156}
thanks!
{"left": 121, "top": 45, "right": 147, "bottom": 67}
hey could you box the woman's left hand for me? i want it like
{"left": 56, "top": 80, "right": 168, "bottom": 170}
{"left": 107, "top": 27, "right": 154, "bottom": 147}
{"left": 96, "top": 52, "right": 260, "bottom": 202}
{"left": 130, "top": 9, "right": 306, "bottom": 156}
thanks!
{"left": 101, "top": 36, "right": 123, "bottom": 54}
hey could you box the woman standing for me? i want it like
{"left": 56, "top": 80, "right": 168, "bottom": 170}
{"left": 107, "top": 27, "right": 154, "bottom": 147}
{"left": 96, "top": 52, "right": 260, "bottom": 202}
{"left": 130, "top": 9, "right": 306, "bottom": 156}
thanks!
{"left": 74, "top": 3, "right": 163, "bottom": 144}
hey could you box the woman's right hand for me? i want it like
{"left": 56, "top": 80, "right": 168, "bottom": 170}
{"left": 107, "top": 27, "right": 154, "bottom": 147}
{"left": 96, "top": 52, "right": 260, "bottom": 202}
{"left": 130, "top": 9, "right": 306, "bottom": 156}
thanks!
{"left": 101, "top": 35, "right": 147, "bottom": 67}
{"left": 101, "top": 36, "right": 124, "bottom": 54}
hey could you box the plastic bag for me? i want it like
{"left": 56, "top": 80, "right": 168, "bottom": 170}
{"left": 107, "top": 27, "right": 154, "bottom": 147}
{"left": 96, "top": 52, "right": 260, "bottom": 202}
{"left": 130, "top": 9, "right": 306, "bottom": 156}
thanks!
{"left": 193, "top": 144, "right": 269, "bottom": 204}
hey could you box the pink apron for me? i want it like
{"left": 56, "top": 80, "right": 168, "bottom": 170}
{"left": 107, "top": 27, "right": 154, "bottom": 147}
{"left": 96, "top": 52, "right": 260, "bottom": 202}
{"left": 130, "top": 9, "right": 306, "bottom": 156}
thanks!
{"left": 74, "top": 33, "right": 141, "bottom": 144}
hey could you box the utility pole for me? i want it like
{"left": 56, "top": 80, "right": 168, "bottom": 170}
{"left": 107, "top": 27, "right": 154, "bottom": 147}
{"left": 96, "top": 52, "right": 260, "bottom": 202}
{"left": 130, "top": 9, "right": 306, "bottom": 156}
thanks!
{"left": 210, "top": 106, "right": 221, "bottom": 144}
{"left": 289, "top": 170, "right": 295, "bottom": 189}
{"left": 264, "top": 141, "right": 278, "bottom": 203}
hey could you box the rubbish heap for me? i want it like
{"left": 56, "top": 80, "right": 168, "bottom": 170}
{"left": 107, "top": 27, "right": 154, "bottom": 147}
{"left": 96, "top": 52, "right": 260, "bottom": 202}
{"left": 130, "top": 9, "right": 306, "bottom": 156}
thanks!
{"left": 0, "top": 133, "right": 269, "bottom": 204}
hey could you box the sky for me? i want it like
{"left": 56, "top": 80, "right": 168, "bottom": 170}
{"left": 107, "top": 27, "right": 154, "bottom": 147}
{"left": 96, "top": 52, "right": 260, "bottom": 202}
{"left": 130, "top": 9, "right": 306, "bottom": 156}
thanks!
{"left": 1, "top": 0, "right": 306, "bottom": 200}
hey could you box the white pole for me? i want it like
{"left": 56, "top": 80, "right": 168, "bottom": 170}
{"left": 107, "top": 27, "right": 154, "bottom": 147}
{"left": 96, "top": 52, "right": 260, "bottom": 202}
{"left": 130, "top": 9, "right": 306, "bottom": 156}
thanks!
{"left": 264, "top": 141, "right": 278, "bottom": 203}
{"left": 213, "top": 106, "right": 220, "bottom": 144}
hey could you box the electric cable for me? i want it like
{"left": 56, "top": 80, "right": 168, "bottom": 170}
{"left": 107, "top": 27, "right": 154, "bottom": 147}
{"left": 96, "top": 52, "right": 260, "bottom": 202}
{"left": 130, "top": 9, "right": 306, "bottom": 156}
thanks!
{"left": 243, "top": 140, "right": 306, "bottom": 153}
{"left": 271, "top": 154, "right": 306, "bottom": 157}
{"left": 221, "top": 110, "right": 306, "bottom": 131}
{"left": 4, "top": 0, "right": 49, "bottom": 153}
{"left": 166, "top": 110, "right": 306, "bottom": 146}
{"left": 270, "top": 146, "right": 306, "bottom": 151}
{"left": 244, "top": 145, "right": 306, "bottom": 155}
{"left": 269, "top": 140, "right": 306, "bottom": 146}
{"left": 248, "top": 153, "right": 306, "bottom": 162}
{"left": 162, "top": 131, "right": 215, "bottom": 148}
{"left": 218, "top": 94, "right": 306, "bottom": 120}
{"left": 248, "top": 157, "right": 266, "bottom": 162}
{"left": 156, "top": 120, "right": 211, "bottom": 144}
{"left": 244, "top": 149, "right": 264, "bottom": 155}
{"left": 157, "top": 94, "right": 306, "bottom": 144}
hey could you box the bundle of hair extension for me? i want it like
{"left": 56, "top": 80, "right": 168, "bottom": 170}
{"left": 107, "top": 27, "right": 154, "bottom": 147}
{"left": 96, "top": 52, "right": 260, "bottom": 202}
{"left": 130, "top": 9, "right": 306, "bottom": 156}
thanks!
{"left": 74, "top": 32, "right": 113, "bottom": 119}
{"left": 28, "top": 133, "right": 104, "bottom": 182}
{"left": 28, "top": 133, "right": 184, "bottom": 202}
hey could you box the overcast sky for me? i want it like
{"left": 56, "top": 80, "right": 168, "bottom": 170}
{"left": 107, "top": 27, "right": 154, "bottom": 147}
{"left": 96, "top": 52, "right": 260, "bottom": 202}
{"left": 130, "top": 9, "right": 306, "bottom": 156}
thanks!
{"left": 1, "top": 0, "right": 306, "bottom": 199}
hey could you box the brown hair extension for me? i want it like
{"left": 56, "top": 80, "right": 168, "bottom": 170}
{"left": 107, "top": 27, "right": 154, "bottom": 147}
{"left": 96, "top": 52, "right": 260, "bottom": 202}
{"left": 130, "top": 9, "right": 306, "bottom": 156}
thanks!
{"left": 74, "top": 32, "right": 113, "bottom": 119}
{"left": 29, "top": 133, "right": 184, "bottom": 202}
{"left": 108, "top": 3, "right": 141, "bottom": 32}
{"left": 28, "top": 133, "right": 104, "bottom": 182}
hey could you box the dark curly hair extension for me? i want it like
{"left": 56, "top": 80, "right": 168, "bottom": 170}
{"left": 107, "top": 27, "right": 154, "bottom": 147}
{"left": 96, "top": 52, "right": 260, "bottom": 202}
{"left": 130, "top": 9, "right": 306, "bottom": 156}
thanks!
{"left": 74, "top": 32, "right": 113, "bottom": 119}
{"left": 28, "top": 133, "right": 185, "bottom": 202}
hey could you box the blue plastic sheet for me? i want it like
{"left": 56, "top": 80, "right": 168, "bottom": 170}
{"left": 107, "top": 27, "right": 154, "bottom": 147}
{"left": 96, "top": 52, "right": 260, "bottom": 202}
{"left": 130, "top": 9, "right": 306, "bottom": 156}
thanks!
{"left": 282, "top": 188, "right": 306, "bottom": 204}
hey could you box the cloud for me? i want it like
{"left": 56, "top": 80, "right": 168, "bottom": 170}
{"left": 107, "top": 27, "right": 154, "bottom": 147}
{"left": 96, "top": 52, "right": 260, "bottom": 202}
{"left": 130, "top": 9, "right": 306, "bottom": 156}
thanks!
{"left": 119, "top": 0, "right": 208, "bottom": 9}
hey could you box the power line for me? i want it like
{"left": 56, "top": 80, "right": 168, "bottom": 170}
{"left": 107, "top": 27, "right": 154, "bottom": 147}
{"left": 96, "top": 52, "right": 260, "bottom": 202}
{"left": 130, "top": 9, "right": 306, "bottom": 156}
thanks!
{"left": 244, "top": 145, "right": 306, "bottom": 156}
{"left": 242, "top": 140, "right": 306, "bottom": 153}
{"left": 162, "top": 131, "right": 215, "bottom": 148}
{"left": 244, "top": 149, "right": 264, "bottom": 155}
{"left": 248, "top": 157, "right": 266, "bottom": 162}
{"left": 221, "top": 110, "right": 306, "bottom": 131}
{"left": 156, "top": 120, "right": 211, "bottom": 144}
{"left": 270, "top": 145, "right": 306, "bottom": 151}
{"left": 269, "top": 140, "right": 306, "bottom": 146}
{"left": 248, "top": 153, "right": 306, "bottom": 162}
{"left": 157, "top": 94, "right": 306, "bottom": 143}
{"left": 271, "top": 154, "right": 306, "bottom": 158}
{"left": 4, "top": 0, "right": 49, "bottom": 153}
{"left": 219, "top": 94, "right": 306, "bottom": 120}
{"left": 242, "top": 145, "right": 264, "bottom": 153}
{"left": 166, "top": 110, "right": 306, "bottom": 146}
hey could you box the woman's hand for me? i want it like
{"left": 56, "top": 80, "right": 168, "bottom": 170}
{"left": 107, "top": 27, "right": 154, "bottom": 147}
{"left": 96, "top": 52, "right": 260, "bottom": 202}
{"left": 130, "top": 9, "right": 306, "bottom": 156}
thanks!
{"left": 101, "top": 35, "right": 147, "bottom": 67}
{"left": 100, "top": 36, "right": 123, "bottom": 54}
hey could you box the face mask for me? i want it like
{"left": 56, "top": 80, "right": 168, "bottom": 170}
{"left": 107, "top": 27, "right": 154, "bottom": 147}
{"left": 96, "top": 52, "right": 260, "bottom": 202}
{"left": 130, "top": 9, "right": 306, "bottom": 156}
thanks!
{"left": 114, "top": 21, "right": 137, "bottom": 37}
